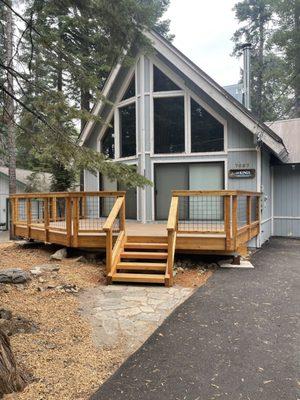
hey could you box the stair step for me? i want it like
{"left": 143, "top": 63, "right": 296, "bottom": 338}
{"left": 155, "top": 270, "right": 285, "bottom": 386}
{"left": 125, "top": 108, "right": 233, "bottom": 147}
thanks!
{"left": 125, "top": 242, "right": 168, "bottom": 250}
{"left": 120, "top": 251, "right": 168, "bottom": 260}
{"left": 111, "top": 272, "right": 166, "bottom": 284}
{"left": 117, "top": 262, "right": 166, "bottom": 271}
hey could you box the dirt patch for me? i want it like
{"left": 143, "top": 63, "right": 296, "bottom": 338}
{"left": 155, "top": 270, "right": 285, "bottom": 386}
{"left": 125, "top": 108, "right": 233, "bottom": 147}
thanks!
{"left": 0, "top": 242, "right": 125, "bottom": 400}
{"left": 174, "top": 268, "right": 213, "bottom": 288}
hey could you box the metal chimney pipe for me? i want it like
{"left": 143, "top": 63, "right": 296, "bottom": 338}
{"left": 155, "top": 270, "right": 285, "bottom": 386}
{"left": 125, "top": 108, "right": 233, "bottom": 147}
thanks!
{"left": 241, "top": 43, "right": 252, "bottom": 110}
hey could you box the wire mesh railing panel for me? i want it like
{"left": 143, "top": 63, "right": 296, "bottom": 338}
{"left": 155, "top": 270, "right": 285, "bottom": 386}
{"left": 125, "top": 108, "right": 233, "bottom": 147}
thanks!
{"left": 50, "top": 198, "right": 66, "bottom": 230}
{"left": 251, "top": 196, "right": 258, "bottom": 222}
{"left": 17, "top": 199, "right": 27, "bottom": 223}
{"left": 78, "top": 196, "right": 119, "bottom": 231}
{"left": 237, "top": 196, "right": 247, "bottom": 228}
{"left": 177, "top": 196, "right": 225, "bottom": 232}
{"left": 31, "top": 199, "right": 44, "bottom": 224}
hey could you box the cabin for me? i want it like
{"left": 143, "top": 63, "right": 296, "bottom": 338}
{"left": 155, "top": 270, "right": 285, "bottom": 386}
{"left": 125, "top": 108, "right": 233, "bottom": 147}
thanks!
{"left": 10, "top": 31, "right": 300, "bottom": 286}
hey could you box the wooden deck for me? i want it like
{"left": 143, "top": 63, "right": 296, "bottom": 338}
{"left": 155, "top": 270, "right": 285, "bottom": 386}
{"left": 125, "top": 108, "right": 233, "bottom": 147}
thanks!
{"left": 10, "top": 190, "right": 261, "bottom": 286}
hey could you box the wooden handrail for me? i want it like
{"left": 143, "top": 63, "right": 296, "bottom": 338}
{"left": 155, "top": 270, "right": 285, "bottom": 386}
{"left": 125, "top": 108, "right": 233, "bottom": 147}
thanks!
{"left": 10, "top": 191, "right": 126, "bottom": 199}
{"left": 103, "top": 196, "right": 126, "bottom": 276}
{"left": 166, "top": 196, "right": 179, "bottom": 286}
{"left": 167, "top": 196, "right": 179, "bottom": 231}
{"left": 103, "top": 197, "right": 125, "bottom": 231}
{"left": 172, "top": 190, "right": 261, "bottom": 197}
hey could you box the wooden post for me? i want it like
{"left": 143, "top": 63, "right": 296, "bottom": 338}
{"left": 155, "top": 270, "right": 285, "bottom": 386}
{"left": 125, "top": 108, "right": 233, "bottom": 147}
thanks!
{"left": 119, "top": 196, "right": 126, "bottom": 231}
{"left": 106, "top": 229, "right": 112, "bottom": 275}
{"left": 44, "top": 198, "right": 50, "bottom": 243}
{"left": 224, "top": 195, "right": 231, "bottom": 250}
{"left": 72, "top": 197, "right": 79, "bottom": 247}
{"left": 247, "top": 196, "right": 252, "bottom": 240}
{"left": 52, "top": 197, "right": 57, "bottom": 222}
{"left": 26, "top": 199, "right": 31, "bottom": 239}
{"left": 82, "top": 196, "right": 87, "bottom": 219}
{"left": 232, "top": 195, "right": 238, "bottom": 250}
{"left": 65, "top": 197, "right": 72, "bottom": 246}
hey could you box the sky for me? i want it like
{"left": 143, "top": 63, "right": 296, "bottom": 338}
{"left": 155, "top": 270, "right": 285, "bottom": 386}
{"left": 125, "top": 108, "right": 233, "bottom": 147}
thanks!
{"left": 164, "top": 0, "right": 243, "bottom": 86}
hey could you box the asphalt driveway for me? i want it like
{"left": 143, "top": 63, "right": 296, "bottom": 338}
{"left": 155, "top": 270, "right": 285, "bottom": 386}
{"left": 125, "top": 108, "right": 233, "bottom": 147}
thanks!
{"left": 91, "top": 238, "right": 300, "bottom": 400}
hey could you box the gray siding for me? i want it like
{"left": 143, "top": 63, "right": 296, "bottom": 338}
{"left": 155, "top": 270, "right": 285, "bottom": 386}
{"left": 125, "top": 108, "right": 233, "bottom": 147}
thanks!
{"left": 273, "top": 164, "right": 300, "bottom": 237}
{"left": 260, "top": 151, "right": 272, "bottom": 244}
{"left": 227, "top": 151, "right": 257, "bottom": 191}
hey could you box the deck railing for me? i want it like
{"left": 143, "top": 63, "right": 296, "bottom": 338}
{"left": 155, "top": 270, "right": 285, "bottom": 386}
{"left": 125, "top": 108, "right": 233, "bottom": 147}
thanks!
{"left": 10, "top": 191, "right": 126, "bottom": 248}
{"left": 171, "top": 190, "right": 261, "bottom": 251}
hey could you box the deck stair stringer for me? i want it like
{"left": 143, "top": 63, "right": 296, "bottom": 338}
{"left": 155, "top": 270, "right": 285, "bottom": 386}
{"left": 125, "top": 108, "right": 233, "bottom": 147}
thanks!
{"left": 110, "top": 238, "right": 171, "bottom": 286}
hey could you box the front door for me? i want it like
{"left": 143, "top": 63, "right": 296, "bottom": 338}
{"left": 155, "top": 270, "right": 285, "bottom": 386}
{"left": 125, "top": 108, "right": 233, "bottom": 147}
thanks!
{"left": 155, "top": 162, "right": 224, "bottom": 220}
{"left": 155, "top": 163, "right": 189, "bottom": 220}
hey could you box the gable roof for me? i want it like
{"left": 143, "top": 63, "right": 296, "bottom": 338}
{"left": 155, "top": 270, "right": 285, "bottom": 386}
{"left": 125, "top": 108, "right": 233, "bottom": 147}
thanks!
{"left": 266, "top": 118, "right": 300, "bottom": 164}
{"left": 0, "top": 167, "right": 51, "bottom": 190}
{"left": 79, "top": 29, "right": 289, "bottom": 162}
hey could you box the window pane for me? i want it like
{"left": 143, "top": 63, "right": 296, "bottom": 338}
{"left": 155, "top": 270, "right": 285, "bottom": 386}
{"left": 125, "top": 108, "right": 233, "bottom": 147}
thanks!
{"left": 101, "top": 121, "right": 115, "bottom": 159}
{"left": 120, "top": 103, "right": 136, "bottom": 157}
{"left": 153, "top": 66, "right": 180, "bottom": 92}
{"left": 122, "top": 75, "right": 135, "bottom": 100}
{"left": 191, "top": 99, "right": 224, "bottom": 152}
{"left": 154, "top": 97, "right": 185, "bottom": 154}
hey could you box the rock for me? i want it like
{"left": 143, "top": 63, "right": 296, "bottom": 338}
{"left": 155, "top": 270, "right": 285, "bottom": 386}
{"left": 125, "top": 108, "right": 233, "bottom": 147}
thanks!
{"left": 38, "top": 277, "right": 45, "bottom": 283}
{"left": 30, "top": 264, "right": 60, "bottom": 276}
{"left": 75, "top": 256, "right": 88, "bottom": 263}
{"left": 56, "top": 284, "right": 79, "bottom": 294}
{"left": 0, "top": 309, "right": 12, "bottom": 320}
{"left": 0, "top": 269, "right": 31, "bottom": 284}
{"left": 50, "top": 248, "right": 67, "bottom": 261}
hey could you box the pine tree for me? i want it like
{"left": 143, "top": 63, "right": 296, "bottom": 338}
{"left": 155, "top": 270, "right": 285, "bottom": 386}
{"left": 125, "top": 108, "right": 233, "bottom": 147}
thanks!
{"left": 271, "top": 0, "right": 300, "bottom": 117}
{"left": 12, "top": 0, "right": 171, "bottom": 190}
{"left": 232, "top": 0, "right": 291, "bottom": 121}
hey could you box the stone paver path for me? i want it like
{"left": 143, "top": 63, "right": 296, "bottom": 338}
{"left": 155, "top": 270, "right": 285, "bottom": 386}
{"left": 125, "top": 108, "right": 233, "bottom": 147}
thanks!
{"left": 79, "top": 285, "right": 193, "bottom": 354}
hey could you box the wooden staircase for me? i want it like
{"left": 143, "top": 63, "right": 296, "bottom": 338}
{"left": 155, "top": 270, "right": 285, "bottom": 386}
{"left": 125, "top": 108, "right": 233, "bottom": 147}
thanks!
{"left": 104, "top": 194, "right": 178, "bottom": 287}
{"left": 109, "top": 239, "right": 172, "bottom": 286}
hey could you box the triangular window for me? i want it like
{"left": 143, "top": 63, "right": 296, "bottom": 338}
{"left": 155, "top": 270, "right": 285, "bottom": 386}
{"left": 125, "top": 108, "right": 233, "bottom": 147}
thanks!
{"left": 122, "top": 75, "right": 135, "bottom": 100}
{"left": 153, "top": 66, "right": 180, "bottom": 92}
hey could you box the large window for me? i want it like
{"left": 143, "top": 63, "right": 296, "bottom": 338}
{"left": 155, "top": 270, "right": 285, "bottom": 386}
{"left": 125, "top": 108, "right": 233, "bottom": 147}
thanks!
{"left": 191, "top": 99, "right": 224, "bottom": 152}
{"left": 153, "top": 66, "right": 180, "bottom": 92}
{"left": 122, "top": 75, "right": 135, "bottom": 100}
{"left": 119, "top": 103, "right": 136, "bottom": 157}
{"left": 101, "top": 120, "right": 115, "bottom": 159}
{"left": 154, "top": 97, "right": 185, "bottom": 154}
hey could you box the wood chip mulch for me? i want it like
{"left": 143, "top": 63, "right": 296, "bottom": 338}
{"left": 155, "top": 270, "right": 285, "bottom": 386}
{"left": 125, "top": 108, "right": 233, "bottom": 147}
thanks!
{"left": 0, "top": 242, "right": 126, "bottom": 400}
{"left": 0, "top": 242, "right": 214, "bottom": 399}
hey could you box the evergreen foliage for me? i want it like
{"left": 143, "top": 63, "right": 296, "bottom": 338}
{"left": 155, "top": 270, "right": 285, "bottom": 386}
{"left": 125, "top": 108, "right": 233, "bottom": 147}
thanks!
{"left": 232, "top": 0, "right": 299, "bottom": 121}
{"left": 1, "top": 0, "right": 171, "bottom": 190}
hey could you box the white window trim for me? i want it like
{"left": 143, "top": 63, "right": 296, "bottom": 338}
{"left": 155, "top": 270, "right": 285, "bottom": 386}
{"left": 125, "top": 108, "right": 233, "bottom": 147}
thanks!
{"left": 150, "top": 158, "right": 227, "bottom": 221}
{"left": 149, "top": 58, "right": 228, "bottom": 158}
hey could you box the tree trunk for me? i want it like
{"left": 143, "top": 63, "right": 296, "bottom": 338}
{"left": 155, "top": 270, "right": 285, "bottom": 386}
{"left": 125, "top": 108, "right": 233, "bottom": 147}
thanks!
{"left": 3, "top": 0, "right": 17, "bottom": 240}
{"left": 294, "top": 0, "right": 300, "bottom": 117}
{"left": 0, "top": 330, "right": 26, "bottom": 397}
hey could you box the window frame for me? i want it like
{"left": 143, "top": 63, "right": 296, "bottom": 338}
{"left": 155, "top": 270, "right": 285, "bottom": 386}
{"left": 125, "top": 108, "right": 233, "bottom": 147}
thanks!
{"left": 150, "top": 59, "right": 227, "bottom": 157}
{"left": 151, "top": 61, "right": 187, "bottom": 156}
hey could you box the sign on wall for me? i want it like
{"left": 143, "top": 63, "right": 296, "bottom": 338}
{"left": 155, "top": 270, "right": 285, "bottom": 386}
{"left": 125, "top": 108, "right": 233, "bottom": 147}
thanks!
{"left": 229, "top": 169, "right": 256, "bottom": 179}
